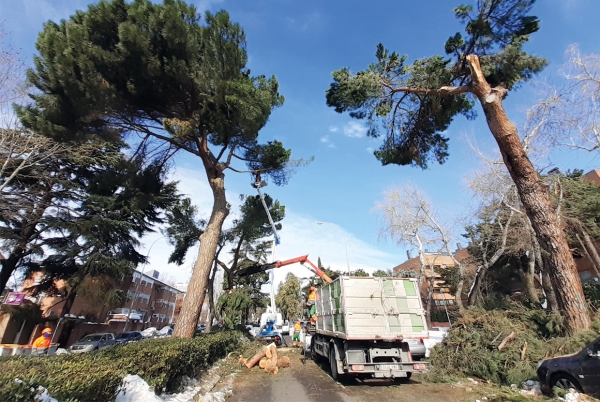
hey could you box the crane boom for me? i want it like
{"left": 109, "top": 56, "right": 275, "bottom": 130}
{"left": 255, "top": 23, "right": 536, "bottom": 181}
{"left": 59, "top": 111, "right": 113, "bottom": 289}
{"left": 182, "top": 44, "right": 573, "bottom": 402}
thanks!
{"left": 237, "top": 255, "right": 333, "bottom": 283}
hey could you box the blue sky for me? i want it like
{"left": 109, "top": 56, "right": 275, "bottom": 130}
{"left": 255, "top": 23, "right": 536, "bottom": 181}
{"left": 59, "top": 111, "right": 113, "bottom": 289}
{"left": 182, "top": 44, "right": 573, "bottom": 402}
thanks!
{"left": 3, "top": 0, "right": 600, "bottom": 289}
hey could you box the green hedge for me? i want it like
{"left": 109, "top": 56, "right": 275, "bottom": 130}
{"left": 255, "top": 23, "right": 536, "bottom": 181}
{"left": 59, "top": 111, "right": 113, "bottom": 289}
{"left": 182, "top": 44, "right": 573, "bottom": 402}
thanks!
{"left": 0, "top": 331, "right": 242, "bottom": 402}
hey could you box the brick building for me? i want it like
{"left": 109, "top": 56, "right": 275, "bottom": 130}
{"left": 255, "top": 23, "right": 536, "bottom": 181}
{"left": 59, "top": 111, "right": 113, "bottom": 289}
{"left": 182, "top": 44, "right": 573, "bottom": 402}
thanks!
{"left": 0, "top": 269, "right": 186, "bottom": 348}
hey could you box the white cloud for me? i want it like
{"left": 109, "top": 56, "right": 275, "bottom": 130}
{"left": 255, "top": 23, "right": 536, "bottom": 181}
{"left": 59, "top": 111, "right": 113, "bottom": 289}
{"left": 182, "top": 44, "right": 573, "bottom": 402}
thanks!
{"left": 329, "top": 125, "right": 339, "bottom": 133}
{"left": 320, "top": 135, "right": 335, "bottom": 148}
{"left": 366, "top": 147, "right": 374, "bottom": 154}
{"left": 270, "top": 212, "right": 399, "bottom": 288}
{"left": 343, "top": 121, "right": 367, "bottom": 138}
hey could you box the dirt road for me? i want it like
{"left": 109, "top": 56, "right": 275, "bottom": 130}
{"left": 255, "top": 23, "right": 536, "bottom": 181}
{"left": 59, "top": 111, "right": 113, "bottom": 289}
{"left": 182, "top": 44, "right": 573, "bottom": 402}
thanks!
{"left": 227, "top": 349, "right": 489, "bottom": 402}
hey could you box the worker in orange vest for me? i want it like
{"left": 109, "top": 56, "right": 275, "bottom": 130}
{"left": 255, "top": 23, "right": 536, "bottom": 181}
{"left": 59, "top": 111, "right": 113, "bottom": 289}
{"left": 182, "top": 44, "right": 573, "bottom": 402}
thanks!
{"left": 32, "top": 327, "right": 52, "bottom": 353}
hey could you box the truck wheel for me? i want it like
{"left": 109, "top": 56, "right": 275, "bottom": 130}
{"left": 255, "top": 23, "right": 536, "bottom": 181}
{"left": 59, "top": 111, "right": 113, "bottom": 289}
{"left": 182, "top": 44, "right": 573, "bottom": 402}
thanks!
{"left": 329, "top": 347, "right": 343, "bottom": 382}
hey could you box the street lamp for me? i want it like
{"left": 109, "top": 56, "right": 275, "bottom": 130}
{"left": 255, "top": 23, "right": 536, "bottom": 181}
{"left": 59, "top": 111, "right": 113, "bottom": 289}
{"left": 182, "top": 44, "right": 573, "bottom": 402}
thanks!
{"left": 123, "top": 235, "right": 166, "bottom": 332}
{"left": 317, "top": 221, "right": 350, "bottom": 274}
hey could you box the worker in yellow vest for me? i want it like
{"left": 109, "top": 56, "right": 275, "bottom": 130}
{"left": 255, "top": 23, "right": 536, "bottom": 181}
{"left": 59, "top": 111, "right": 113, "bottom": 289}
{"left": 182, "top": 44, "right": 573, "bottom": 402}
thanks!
{"left": 306, "top": 286, "right": 317, "bottom": 326}
{"left": 292, "top": 321, "right": 302, "bottom": 346}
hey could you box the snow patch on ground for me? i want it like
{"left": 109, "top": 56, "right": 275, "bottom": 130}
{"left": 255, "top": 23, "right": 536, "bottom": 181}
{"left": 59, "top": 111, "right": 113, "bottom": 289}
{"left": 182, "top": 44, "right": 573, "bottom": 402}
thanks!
{"left": 115, "top": 375, "right": 162, "bottom": 402}
{"left": 519, "top": 380, "right": 542, "bottom": 398}
{"left": 115, "top": 360, "right": 238, "bottom": 402}
{"left": 33, "top": 386, "right": 58, "bottom": 402}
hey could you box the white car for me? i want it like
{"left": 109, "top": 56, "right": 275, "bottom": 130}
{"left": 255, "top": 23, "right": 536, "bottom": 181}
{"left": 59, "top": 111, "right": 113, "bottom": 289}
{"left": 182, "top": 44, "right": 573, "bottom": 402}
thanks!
{"left": 281, "top": 321, "right": 290, "bottom": 335}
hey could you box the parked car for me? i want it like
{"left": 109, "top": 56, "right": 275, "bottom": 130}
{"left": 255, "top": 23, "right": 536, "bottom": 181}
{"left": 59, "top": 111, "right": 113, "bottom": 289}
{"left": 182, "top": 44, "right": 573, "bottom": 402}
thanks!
{"left": 537, "top": 335, "right": 600, "bottom": 397}
{"left": 281, "top": 321, "right": 290, "bottom": 335}
{"left": 114, "top": 331, "right": 143, "bottom": 344}
{"left": 141, "top": 327, "right": 158, "bottom": 338}
{"left": 69, "top": 333, "right": 115, "bottom": 353}
{"left": 157, "top": 326, "right": 173, "bottom": 337}
{"left": 405, "top": 338, "right": 426, "bottom": 360}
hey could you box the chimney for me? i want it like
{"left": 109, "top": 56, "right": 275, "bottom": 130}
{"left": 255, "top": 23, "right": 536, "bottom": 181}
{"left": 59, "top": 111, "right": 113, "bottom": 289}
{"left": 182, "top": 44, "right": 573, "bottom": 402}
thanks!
{"left": 406, "top": 250, "right": 413, "bottom": 260}
{"left": 456, "top": 243, "right": 463, "bottom": 250}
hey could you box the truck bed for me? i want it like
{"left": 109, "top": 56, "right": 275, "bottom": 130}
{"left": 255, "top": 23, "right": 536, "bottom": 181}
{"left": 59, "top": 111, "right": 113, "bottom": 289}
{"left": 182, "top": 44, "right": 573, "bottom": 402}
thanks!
{"left": 315, "top": 277, "right": 428, "bottom": 340}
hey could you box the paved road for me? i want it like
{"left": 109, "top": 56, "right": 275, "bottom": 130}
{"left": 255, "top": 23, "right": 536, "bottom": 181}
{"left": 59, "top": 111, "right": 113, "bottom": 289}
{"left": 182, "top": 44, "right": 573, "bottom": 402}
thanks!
{"left": 227, "top": 348, "right": 480, "bottom": 402}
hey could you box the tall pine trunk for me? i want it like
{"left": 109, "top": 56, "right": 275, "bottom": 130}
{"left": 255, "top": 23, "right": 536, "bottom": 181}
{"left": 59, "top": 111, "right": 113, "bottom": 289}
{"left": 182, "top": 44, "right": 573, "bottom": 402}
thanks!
{"left": 173, "top": 171, "right": 229, "bottom": 338}
{"left": 467, "top": 55, "right": 590, "bottom": 331}
{"left": 205, "top": 263, "right": 217, "bottom": 334}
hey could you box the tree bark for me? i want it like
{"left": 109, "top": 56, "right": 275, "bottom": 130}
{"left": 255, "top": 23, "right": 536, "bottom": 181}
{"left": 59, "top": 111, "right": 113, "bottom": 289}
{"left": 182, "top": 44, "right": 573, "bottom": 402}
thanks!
{"left": 173, "top": 170, "right": 229, "bottom": 338}
{"left": 517, "top": 257, "right": 539, "bottom": 304}
{"left": 426, "top": 264, "right": 434, "bottom": 327}
{"left": 468, "top": 266, "right": 485, "bottom": 306}
{"left": 526, "top": 250, "right": 540, "bottom": 304}
{"left": 466, "top": 55, "right": 590, "bottom": 332}
{"left": 581, "top": 231, "right": 600, "bottom": 279}
{"left": 204, "top": 262, "right": 218, "bottom": 333}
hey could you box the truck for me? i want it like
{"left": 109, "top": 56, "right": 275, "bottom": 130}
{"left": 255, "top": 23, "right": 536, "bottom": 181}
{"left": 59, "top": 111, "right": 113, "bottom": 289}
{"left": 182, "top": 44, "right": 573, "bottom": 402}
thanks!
{"left": 238, "top": 255, "right": 430, "bottom": 381}
{"left": 310, "top": 276, "right": 430, "bottom": 381}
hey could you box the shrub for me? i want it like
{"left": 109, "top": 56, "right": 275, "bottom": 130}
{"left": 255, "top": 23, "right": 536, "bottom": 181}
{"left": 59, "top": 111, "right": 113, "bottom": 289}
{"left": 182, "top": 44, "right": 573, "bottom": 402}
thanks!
{"left": 0, "top": 330, "right": 243, "bottom": 402}
{"left": 428, "top": 306, "right": 600, "bottom": 385}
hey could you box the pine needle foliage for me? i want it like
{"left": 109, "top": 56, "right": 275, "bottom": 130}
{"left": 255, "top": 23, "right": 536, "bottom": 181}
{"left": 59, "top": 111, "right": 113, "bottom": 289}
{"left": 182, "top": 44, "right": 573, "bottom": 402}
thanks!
{"left": 429, "top": 305, "right": 600, "bottom": 385}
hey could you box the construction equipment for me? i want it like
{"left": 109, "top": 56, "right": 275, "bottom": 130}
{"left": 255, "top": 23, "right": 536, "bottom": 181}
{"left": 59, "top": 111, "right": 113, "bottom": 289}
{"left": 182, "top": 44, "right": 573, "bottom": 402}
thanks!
{"left": 237, "top": 255, "right": 333, "bottom": 283}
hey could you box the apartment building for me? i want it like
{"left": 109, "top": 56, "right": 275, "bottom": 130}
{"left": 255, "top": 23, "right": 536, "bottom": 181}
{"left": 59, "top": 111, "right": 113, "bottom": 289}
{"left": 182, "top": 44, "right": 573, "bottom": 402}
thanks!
{"left": 0, "top": 269, "right": 186, "bottom": 347}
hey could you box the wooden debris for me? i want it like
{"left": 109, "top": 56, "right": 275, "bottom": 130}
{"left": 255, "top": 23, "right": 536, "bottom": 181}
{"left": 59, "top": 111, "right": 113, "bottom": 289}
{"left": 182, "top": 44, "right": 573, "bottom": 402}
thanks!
{"left": 498, "top": 331, "right": 515, "bottom": 351}
{"left": 259, "top": 357, "right": 268, "bottom": 369}
{"left": 244, "top": 346, "right": 267, "bottom": 369}
{"left": 520, "top": 342, "right": 528, "bottom": 360}
{"left": 239, "top": 342, "right": 290, "bottom": 374}
{"left": 277, "top": 356, "right": 291, "bottom": 368}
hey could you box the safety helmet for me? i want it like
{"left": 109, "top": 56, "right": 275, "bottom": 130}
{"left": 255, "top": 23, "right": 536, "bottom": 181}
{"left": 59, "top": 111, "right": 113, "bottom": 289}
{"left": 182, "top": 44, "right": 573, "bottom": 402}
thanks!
{"left": 42, "top": 327, "right": 52, "bottom": 335}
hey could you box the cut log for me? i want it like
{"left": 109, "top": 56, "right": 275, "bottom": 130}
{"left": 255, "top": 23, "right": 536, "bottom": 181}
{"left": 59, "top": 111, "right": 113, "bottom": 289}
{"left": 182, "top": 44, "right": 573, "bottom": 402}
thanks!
{"left": 245, "top": 349, "right": 267, "bottom": 369}
{"left": 498, "top": 331, "right": 515, "bottom": 351}
{"left": 259, "top": 357, "right": 268, "bottom": 369}
{"left": 264, "top": 360, "right": 278, "bottom": 374}
{"left": 277, "top": 356, "right": 291, "bottom": 368}
{"left": 238, "top": 355, "right": 247, "bottom": 366}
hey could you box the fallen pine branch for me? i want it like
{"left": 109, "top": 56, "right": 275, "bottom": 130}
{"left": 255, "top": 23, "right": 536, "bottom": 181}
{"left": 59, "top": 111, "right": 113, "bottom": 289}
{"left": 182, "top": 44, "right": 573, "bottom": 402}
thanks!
{"left": 498, "top": 331, "right": 515, "bottom": 351}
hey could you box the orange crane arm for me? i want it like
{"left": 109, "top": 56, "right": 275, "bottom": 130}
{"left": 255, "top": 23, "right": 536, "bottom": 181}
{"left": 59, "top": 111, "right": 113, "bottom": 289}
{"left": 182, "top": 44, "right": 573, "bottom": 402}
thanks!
{"left": 273, "top": 255, "right": 333, "bottom": 283}
{"left": 237, "top": 255, "right": 333, "bottom": 283}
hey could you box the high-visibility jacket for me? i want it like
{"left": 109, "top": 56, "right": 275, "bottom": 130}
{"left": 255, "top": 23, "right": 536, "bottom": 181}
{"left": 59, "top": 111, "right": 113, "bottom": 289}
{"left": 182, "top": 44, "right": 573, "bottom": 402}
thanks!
{"left": 294, "top": 322, "right": 301, "bottom": 332}
{"left": 32, "top": 335, "right": 51, "bottom": 349}
{"left": 307, "top": 291, "right": 316, "bottom": 301}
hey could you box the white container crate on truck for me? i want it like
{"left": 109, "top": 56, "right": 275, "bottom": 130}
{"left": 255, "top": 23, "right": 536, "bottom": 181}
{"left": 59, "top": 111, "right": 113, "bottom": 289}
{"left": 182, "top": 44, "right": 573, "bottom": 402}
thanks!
{"left": 310, "top": 276, "right": 431, "bottom": 381}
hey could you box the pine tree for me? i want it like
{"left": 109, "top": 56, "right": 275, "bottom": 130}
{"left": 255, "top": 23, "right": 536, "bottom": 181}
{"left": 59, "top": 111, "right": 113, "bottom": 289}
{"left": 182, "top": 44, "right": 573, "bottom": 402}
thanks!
{"left": 16, "top": 0, "right": 295, "bottom": 338}
{"left": 325, "top": 0, "right": 590, "bottom": 331}
{"left": 23, "top": 155, "right": 179, "bottom": 315}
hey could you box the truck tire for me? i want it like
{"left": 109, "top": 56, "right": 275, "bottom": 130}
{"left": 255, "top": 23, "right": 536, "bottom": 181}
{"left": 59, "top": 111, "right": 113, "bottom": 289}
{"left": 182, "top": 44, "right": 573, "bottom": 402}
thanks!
{"left": 329, "top": 346, "right": 343, "bottom": 382}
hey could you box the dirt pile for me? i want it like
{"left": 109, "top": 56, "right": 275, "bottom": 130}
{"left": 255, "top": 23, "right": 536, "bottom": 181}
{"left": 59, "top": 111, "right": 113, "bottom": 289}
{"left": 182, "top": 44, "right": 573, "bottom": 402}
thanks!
{"left": 428, "top": 306, "right": 600, "bottom": 385}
